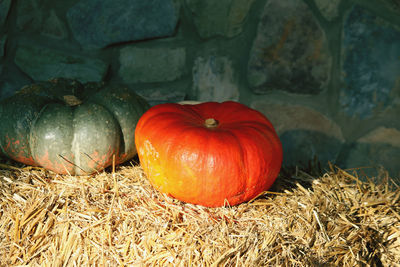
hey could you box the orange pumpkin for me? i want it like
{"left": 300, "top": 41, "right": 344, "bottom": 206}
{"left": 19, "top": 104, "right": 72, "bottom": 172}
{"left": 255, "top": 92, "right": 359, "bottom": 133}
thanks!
{"left": 135, "top": 101, "right": 282, "bottom": 207}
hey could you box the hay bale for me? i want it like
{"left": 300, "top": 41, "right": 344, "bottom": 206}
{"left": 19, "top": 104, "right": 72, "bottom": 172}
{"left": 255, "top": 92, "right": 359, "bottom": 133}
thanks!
{"left": 0, "top": 162, "right": 399, "bottom": 266}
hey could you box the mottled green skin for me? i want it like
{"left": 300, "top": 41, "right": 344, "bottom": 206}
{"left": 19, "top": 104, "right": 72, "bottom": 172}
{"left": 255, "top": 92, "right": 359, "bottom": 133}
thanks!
{"left": 0, "top": 78, "right": 149, "bottom": 175}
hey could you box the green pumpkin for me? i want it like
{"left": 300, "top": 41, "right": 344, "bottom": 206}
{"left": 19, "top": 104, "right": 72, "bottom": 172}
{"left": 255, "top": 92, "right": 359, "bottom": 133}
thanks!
{"left": 0, "top": 78, "right": 149, "bottom": 175}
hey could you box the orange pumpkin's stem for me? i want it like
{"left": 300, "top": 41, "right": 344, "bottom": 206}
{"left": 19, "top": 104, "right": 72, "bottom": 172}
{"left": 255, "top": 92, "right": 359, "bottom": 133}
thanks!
{"left": 204, "top": 118, "right": 219, "bottom": 128}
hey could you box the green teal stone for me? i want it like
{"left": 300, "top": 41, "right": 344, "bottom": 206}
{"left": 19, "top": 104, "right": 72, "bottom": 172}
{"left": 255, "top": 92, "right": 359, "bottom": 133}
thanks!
{"left": 0, "top": 0, "right": 11, "bottom": 27}
{"left": 41, "top": 10, "right": 68, "bottom": 39}
{"left": 0, "top": 76, "right": 32, "bottom": 101}
{"left": 337, "top": 142, "right": 400, "bottom": 183}
{"left": 67, "top": 0, "right": 179, "bottom": 48}
{"left": 0, "top": 35, "right": 6, "bottom": 58}
{"left": 186, "top": 0, "right": 255, "bottom": 38}
{"left": 14, "top": 45, "right": 108, "bottom": 82}
{"left": 16, "top": 0, "right": 45, "bottom": 31}
{"left": 340, "top": 5, "right": 400, "bottom": 118}
{"left": 119, "top": 46, "right": 186, "bottom": 83}
{"left": 381, "top": 0, "right": 400, "bottom": 13}
{"left": 336, "top": 127, "right": 400, "bottom": 182}
{"left": 280, "top": 130, "right": 343, "bottom": 169}
{"left": 192, "top": 56, "right": 239, "bottom": 101}
{"left": 314, "top": 0, "right": 341, "bottom": 21}
{"left": 247, "top": 0, "right": 331, "bottom": 94}
{"left": 136, "top": 85, "right": 187, "bottom": 106}
{"left": 16, "top": 1, "right": 68, "bottom": 39}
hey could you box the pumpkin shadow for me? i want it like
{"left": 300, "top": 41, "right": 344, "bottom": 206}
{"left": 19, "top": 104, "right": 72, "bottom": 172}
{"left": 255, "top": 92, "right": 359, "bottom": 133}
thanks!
{"left": 104, "top": 154, "right": 140, "bottom": 172}
{"left": 268, "top": 156, "right": 326, "bottom": 194}
{"left": 0, "top": 153, "right": 141, "bottom": 176}
{"left": 0, "top": 156, "right": 29, "bottom": 169}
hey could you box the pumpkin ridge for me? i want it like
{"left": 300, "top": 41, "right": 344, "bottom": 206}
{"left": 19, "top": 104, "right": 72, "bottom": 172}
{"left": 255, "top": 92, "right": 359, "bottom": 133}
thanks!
{"left": 29, "top": 103, "right": 75, "bottom": 174}
{"left": 70, "top": 105, "right": 81, "bottom": 175}
{"left": 236, "top": 124, "right": 282, "bottom": 193}
{"left": 85, "top": 100, "right": 126, "bottom": 163}
{"left": 162, "top": 125, "right": 206, "bottom": 201}
{"left": 196, "top": 129, "right": 245, "bottom": 206}
{"left": 226, "top": 129, "right": 249, "bottom": 202}
{"left": 29, "top": 102, "right": 55, "bottom": 166}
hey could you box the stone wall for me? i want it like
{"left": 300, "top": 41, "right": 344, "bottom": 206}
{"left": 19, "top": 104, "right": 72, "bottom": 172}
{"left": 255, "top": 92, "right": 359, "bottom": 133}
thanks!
{"left": 0, "top": 0, "right": 399, "bottom": 179}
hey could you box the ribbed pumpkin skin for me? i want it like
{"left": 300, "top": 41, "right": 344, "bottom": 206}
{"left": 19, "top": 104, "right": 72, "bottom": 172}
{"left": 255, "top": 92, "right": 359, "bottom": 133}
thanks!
{"left": 135, "top": 101, "right": 283, "bottom": 207}
{"left": 0, "top": 78, "right": 149, "bottom": 175}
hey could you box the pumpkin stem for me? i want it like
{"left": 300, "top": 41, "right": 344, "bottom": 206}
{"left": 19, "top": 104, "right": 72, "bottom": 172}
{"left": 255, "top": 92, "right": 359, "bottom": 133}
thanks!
{"left": 204, "top": 118, "right": 219, "bottom": 128}
{"left": 63, "top": 95, "right": 83, "bottom": 106}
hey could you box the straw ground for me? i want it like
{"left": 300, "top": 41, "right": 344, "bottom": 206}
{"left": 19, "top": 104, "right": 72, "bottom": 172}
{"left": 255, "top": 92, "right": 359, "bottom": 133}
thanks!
{"left": 0, "top": 159, "right": 399, "bottom": 266}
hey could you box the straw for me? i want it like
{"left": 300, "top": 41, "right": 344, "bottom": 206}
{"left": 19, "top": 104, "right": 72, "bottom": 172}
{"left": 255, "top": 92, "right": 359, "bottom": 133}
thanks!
{"left": 0, "top": 160, "right": 399, "bottom": 266}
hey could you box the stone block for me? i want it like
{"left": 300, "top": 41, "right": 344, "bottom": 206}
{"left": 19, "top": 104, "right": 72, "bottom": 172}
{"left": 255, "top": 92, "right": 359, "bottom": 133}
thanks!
{"left": 0, "top": 76, "right": 32, "bottom": 101}
{"left": 41, "top": 10, "right": 68, "bottom": 39}
{"left": 16, "top": 0, "right": 45, "bottom": 31}
{"left": 0, "top": 0, "right": 11, "bottom": 27}
{"left": 247, "top": 0, "right": 331, "bottom": 94}
{"left": 192, "top": 56, "right": 239, "bottom": 102}
{"left": 252, "top": 101, "right": 344, "bottom": 138}
{"left": 119, "top": 46, "right": 186, "bottom": 83}
{"left": 0, "top": 81, "right": 18, "bottom": 100}
{"left": 340, "top": 5, "right": 400, "bottom": 118}
{"left": 380, "top": 0, "right": 400, "bottom": 13}
{"left": 136, "top": 83, "right": 188, "bottom": 106}
{"left": 0, "top": 34, "right": 6, "bottom": 58}
{"left": 314, "top": 0, "right": 341, "bottom": 21}
{"left": 186, "top": 0, "right": 255, "bottom": 38}
{"left": 280, "top": 130, "right": 343, "bottom": 169}
{"left": 67, "top": 0, "right": 179, "bottom": 48}
{"left": 358, "top": 127, "right": 400, "bottom": 148}
{"left": 14, "top": 45, "right": 108, "bottom": 82}
{"left": 16, "top": 1, "right": 68, "bottom": 39}
{"left": 251, "top": 101, "right": 344, "bottom": 168}
{"left": 337, "top": 127, "right": 400, "bottom": 181}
